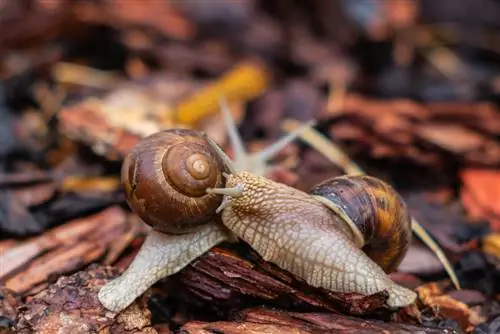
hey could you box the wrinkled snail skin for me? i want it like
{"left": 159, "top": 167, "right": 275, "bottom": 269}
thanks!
{"left": 211, "top": 171, "right": 417, "bottom": 308}
{"left": 98, "top": 129, "right": 233, "bottom": 313}
{"left": 97, "top": 122, "right": 418, "bottom": 313}
{"left": 98, "top": 223, "right": 230, "bottom": 313}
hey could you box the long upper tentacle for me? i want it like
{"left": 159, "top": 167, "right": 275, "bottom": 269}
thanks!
{"left": 217, "top": 96, "right": 316, "bottom": 176}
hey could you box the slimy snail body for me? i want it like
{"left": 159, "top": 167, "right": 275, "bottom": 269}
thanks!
{"left": 98, "top": 121, "right": 417, "bottom": 313}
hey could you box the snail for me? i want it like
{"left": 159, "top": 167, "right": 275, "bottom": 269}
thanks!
{"left": 97, "top": 102, "right": 418, "bottom": 313}
{"left": 205, "top": 147, "right": 417, "bottom": 309}
{"left": 97, "top": 116, "right": 314, "bottom": 313}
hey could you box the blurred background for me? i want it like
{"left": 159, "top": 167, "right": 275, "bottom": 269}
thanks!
{"left": 0, "top": 1, "right": 500, "bottom": 331}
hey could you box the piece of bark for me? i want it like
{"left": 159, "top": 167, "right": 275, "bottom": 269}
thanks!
{"left": 56, "top": 74, "right": 223, "bottom": 161}
{"left": 403, "top": 192, "right": 470, "bottom": 256}
{"left": 58, "top": 102, "right": 143, "bottom": 161}
{"left": 14, "top": 265, "right": 157, "bottom": 334}
{"left": 397, "top": 244, "right": 447, "bottom": 275}
{"left": 0, "top": 0, "right": 75, "bottom": 52}
{"left": 414, "top": 124, "right": 486, "bottom": 155}
{"left": 180, "top": 307, "right": 454, "bottom": 334}
{"left": 73, "top": 0, "right": 195, "bottom": 41}
{"left": 11, "top": 181, "right": 56, "bottom": 208}
{"left": 0, "top": 288, "right": 19, "bottom": 332}
{"left": 164, "top": 246, "right": 418, "bottom": 321}
{"left": 425, "top": 102, "right": 500, "bottom": 136}
{"left": 460, "top": 169, "right": 500, "bottom": 231}
{"left": 2, "top": 235, "right": 473, "bottom": 332}
{"left": 5, "top": 263, "right": 445, "bottom": 334}
{"left": 322, "top": 94, "right": 500, "bottom": 168}
{"left": 0, "top": 170, "right": 54, "bottom": 187}
{"left": 0, "top": 206, "right": 137, "bottom": 295}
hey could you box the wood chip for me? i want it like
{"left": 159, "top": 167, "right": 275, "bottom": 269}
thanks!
{"left": 0, "top": 206, "right": 128, "bottom": 293}
{"left": 415, "top": 124, "right": 486, "bottom": 154}
{"left": 14, "top": 265, "right": 156, "bottom": 334}
{"left": 180, "top": 307, "right": 452, "bottom": 334}
{"left": 460, "top": 169, "right": 500, "bottom": 230}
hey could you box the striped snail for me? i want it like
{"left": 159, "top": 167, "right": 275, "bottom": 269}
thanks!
{"left": 97, "top": 104, "right": 417, "bottom": 313}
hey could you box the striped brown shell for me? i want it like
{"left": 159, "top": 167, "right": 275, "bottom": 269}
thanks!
{"left": 310, "top": 175, "right": 412, "bottom": 273}
{"left": 121, "top": 128, "right": 228, "bottom": 234}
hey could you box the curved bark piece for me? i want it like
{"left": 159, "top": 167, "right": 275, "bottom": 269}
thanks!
{"left": 181, "top": 308, "right": 455, "bottom": 334}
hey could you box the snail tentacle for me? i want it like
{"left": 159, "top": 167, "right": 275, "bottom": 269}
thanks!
{"left": 206, "top": 136, "right": 238, "bottom": 174}
{"left": 219, "top": 97, "right": 247, "bottom": 162}
{"left": 98, "top": 223, "right": 229, "bottom": 312}
{"left": 206, "top": 184, "right": 244, "bottom": 197}
{"left": 254, "top": 119, "right": 316, "bottom": 164}
{"left": 217, "top": 96, "right": 316, "bottom": 176}
{"left": 206, "top": 184, "right": 244, "bottom": 213}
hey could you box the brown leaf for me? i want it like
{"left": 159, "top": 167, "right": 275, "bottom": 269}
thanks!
{"left": 416, "top": 283, "right": 487, "bottom": 332}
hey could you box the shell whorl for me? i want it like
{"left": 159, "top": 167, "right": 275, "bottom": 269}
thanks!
{"left": 121, "top": 128, "right": 227, "bottom": 234}
{"left": 310, "top": 175, "right": 412, "bottom": 273}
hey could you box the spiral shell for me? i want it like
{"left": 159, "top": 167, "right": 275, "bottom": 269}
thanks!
{"left": 121, "top": 128, "right": 227, "bottom": 233}
{"left": 310, "top": 175, "right": 412, "bottom": 273}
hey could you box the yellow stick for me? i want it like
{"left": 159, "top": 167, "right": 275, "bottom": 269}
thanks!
{"left": 175, "top": 60, "right": 270, "bottom": 125}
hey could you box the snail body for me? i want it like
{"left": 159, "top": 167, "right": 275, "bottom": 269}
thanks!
{"left": 208, "top": 170, "right": 416, "bottom": 308}
{"left": 98, "top": 120, "right": 417, "bottom": 312}
{"left": 98, "top": 129, "right": 233, "bottom": 312}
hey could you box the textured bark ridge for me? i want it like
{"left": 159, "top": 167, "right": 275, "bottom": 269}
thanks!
{"left": 168, "top": 245, "right": 397, "bottom": 316}
{"left": 180, "top": 308, "right": 455, "bottom": 334}
{"left": 13, "top": 266, "right": 157, "bottom": 334}
{"left": 4, "top": 246, "right": 464, "bottom": 333}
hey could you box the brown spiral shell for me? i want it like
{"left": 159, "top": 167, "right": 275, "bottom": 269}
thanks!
{"left": 121, "top": 128, "right": 228, "bottom": 234}
{"left": 310, "top": 175, "right": 412, "bottom": 273}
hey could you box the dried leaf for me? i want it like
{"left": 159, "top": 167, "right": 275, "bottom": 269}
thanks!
{"left": 416, "top": 283, "right": 487, "bottom": 332}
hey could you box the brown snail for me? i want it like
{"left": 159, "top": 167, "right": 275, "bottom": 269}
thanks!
{"left": 97, "top": 128, "right": 234, "bottom": 312}
{"left": 97, "top": 103, "right": 418, "bottom": 313}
